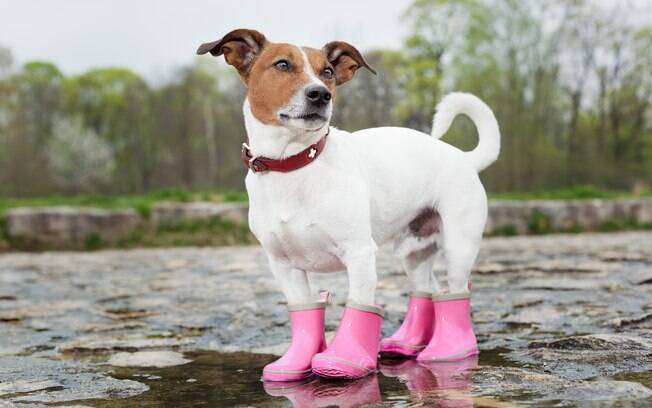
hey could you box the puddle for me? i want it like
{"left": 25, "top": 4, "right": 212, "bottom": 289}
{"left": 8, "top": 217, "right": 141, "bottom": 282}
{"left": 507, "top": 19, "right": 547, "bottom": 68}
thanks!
{"left": 2, "top": 236, "right": 652, "bottom": 406}
{"left": 72, "top": 349, "right": 652, "bottom": 407}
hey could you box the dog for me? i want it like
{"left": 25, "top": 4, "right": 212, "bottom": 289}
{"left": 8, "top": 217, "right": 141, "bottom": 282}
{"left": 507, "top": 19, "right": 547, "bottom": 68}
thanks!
{"left": 198, "top": 29, "right": 500, "bottom": 381}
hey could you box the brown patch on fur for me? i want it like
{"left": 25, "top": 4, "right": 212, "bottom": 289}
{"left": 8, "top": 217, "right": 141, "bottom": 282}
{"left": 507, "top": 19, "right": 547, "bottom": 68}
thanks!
{"left": 409, "top": 208, "right": 441, "bottom": 238}
{"left": 246, "top": 44, "right": 313, "bottom": 124}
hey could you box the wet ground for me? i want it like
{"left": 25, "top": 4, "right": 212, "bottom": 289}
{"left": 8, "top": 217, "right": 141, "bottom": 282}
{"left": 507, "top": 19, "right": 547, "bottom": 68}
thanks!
{"left": 1, "top": 231, "right": 652, "bottom": 407}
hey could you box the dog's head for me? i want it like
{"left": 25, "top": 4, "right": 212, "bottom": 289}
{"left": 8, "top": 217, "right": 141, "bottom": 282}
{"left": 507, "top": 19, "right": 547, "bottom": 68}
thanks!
{"left": 197, "top": 29, "right": 375, "bottom": 132}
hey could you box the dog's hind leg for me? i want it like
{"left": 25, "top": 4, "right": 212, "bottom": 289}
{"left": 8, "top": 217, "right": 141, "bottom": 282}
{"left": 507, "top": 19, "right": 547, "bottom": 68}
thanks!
{"left": 380, "top": 238, "right": 439, "bottom": 358}
{"left": 403, "top": 242, "right": 440, "bottom": 294}
{"left": 417, "top": 198, "right": 484, "bottom": 362}
{"left": 440, "top": 206, "right": 484, "bottom": 294}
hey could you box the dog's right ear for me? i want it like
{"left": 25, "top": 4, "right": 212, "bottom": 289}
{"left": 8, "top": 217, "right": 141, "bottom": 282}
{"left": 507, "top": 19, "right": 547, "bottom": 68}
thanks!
{"left": 197, "top": 29, "right": 267, "bottom": 80}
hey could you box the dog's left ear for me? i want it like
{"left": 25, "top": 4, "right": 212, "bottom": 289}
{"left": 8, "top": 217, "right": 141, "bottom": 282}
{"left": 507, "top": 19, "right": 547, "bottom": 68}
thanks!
{"left": 322, "top": 41, "right": 376, "bottom": 85}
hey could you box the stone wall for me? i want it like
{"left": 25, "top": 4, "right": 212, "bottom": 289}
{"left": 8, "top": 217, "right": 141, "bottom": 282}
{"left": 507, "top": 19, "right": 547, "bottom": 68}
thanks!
{"left": 4, "top": 199, "right": 652, "bottom": 243}
{"left": 151, "top": 202, "right": 248, "bottom": 225}
{"left": 486, "top": 199, "right": 652, "bottom": 234}
{"left": 5, "top": 207, "right": 141, "bottom": 242}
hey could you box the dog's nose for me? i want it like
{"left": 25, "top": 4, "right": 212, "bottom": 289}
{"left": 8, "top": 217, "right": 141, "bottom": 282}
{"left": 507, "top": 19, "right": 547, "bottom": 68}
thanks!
{"left": 305, "top": 85, "right": 331, "bottom": 107}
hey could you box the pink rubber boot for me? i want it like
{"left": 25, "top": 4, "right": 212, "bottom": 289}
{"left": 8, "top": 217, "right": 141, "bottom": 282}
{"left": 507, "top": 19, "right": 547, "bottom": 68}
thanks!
{"left": 380, "top": 291, "right": 434, "bottom": 358}
{"left": 416, "top": 292, "right": 479, "bottom": 362}
{"left": 262, "top": 293, "right": 330, "bottom": 382}
{"left": 311, "top": 302, "right": 383, "bottom": 379}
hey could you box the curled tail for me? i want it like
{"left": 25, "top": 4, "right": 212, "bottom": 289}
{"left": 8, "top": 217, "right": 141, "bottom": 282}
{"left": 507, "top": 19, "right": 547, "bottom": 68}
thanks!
{"left": 431, "top": 92, "right": 500, "bottom": 172}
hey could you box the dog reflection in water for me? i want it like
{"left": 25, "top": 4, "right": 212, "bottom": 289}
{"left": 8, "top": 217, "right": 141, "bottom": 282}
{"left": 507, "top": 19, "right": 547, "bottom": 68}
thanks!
{"left": 264, "top": 356, "right": 478, "bottom": 407}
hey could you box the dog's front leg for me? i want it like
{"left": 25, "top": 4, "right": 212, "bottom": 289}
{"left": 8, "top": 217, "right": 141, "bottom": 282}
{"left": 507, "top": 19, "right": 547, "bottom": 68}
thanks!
{"left": 263, "top": 257, "right": 327, "bottom": 382}
{"left": 311, "top": 244, "right": 384, "bottom": 379}
{"left": 268, "top": 257, "right": 315, "bottom": 304}
{"left": 342, "top": 246, "right": 378, "bottom": 305}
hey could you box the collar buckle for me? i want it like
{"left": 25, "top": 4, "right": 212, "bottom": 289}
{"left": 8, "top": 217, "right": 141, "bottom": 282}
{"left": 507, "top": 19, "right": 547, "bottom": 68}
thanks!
{"left": 242, "top": 143, "right": 268, "bottom": 173}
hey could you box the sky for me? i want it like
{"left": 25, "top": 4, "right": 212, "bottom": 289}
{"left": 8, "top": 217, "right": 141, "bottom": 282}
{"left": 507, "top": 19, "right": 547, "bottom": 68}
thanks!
{"left": 0, "top": 0, "right": 413, "bottom": 81}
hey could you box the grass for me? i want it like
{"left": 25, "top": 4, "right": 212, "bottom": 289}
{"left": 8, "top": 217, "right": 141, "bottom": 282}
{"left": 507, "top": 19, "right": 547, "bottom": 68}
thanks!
{"left": 489, "top": 185, "right": 651, "bottom": 201}
{"left": 1, "top": 186, "right": 649, "bottom": 218}
{"left": 3, "top": 216, "right": 257, "bottom": 252}
{"left": 0, "top": 189, "right": 249, "bottom": 219}
{"left": 112, "top": 217, "right": 257, "bottom": 249}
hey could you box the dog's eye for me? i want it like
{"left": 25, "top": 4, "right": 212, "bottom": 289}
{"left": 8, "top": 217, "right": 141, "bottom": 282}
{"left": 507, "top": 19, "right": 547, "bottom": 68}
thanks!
{"left": 322, "top": 67, "right": 334, "bottom": 79}
{"left": 274, "top": 60, "right": 291, "bottom": 72}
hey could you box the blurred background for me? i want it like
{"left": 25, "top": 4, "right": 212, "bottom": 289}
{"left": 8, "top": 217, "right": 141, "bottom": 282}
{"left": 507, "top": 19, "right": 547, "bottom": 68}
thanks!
{"left": 0, "top": 0, "right": 651, "bottom": 199}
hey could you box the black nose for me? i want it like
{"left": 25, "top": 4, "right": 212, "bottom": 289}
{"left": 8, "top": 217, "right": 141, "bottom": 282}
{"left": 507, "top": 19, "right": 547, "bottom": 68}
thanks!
{"left": 305, "top": 85, "right": 331, "bottom": 107}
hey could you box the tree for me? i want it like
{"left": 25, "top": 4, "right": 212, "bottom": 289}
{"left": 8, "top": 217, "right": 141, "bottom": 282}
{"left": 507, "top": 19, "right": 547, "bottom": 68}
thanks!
{"left": 47, "top": 117, "right": 115, "bottom": 193}
{"left": 65, "top": 68, "right": 155, "bottom": 192}
{"left": 332, "top": 50, "right": 403, "bottom": 131}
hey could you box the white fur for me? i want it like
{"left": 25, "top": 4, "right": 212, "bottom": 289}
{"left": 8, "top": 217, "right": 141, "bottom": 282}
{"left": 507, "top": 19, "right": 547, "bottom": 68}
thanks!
{"left": 245, "top": 91, "right": 500, "bottom": 306}
{"left": 432, "top": 93, "right": 500, "bottom": 171}
{"left": 298, "top": 46, "right": 323, "bottom": 87}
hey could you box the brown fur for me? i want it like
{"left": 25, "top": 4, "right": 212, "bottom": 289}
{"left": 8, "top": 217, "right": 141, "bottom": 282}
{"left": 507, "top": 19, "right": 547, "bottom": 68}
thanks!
{"left": 409, "top": 208, "right": 440, "bottom": 238}
{"left": 247, "top": 44, "right": 312, "bottom": 124}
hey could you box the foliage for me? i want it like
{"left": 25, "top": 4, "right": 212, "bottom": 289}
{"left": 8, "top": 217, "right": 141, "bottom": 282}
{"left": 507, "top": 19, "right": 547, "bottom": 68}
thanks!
{"left": 112, "top": 216, "right": 257, "bottom": 249}
{"left": 0, "top": 0, "right": 650, "bottom": 199}
{"left": 84, "top": 232, "right": 105, "bottom": 251}
{"left": 47, "top": 117, "right": 115, "bottom": 193}
{"left": 528, "top": 210, "right": 552, "bottom": 235}
{"left": 492, "top": 224, "right": 518, "bottom": 236}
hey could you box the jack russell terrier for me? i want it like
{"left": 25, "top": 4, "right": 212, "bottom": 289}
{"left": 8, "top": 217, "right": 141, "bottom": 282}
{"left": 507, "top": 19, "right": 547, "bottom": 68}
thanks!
{"left": 198, "top": 29, "right": 500, "bottom": 381}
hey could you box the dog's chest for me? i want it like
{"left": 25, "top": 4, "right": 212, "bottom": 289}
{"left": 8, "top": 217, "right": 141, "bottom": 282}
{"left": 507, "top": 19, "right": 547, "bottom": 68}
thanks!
{"left": 247, "top": 176, "right": 345, "bottom": 272}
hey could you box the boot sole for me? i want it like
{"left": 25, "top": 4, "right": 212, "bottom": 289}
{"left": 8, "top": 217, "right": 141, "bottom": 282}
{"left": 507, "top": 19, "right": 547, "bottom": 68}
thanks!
{"left": 311, "top": 355, "right": 373, "bottom": 379}
{"left": 262, "top": 368, "right": 313, "bottom": 382}
{"left": 417, "top": 347, "right": 479, "bottom": 363}
{"left": 379, "top": 341, "right": 427, "bottom": 358}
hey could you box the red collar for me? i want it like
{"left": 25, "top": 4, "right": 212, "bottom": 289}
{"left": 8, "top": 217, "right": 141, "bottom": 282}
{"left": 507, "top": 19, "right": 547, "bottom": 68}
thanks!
{"left": 241, "top": 131, "right": 329, "bottom": 173}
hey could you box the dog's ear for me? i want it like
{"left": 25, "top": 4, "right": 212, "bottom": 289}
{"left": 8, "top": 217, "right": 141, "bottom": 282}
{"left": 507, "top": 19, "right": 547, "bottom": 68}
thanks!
{"left": 322, "top": 41, "right": 376, "bottom": 85}
{"left": 197, "top": 29, "right": 268, "bottom": 79}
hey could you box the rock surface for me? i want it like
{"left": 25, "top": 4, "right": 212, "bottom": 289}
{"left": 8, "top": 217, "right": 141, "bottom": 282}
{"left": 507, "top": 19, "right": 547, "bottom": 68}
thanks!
{"left": 107, "top": 351, "right": 190, "bottom": 368}
{"left": 0, "top": 356, "right": 148, "bottom": 403}
{"left": 1, "top": 231, "right": 651, "bottom": 405}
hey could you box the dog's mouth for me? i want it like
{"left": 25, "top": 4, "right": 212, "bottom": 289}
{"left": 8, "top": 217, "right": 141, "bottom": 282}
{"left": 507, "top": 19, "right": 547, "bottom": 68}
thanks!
{"left": 279, "top": 112, "right": 326, "bottom": 122}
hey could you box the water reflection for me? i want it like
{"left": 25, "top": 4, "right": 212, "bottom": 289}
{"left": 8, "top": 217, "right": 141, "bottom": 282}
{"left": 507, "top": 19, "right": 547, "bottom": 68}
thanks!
{"left": 264, "top": 356, "right": 478, "bottom": 407}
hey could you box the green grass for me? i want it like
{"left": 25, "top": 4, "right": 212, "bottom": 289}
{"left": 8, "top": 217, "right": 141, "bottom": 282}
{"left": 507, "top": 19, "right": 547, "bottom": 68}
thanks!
{"left": 115, "top": 217, "right": 257, "bottom": 249}
{"left": 528, "top": 209, "right": 553, "bottom": 235}
{"left": 0, "top": 186, "right": 648, "bottom": 218}
{"left": 0, "top": 189, "right": 250, "bottom": 219}
{"left": 490, "top": 185, "right": 651, "bottom": 201}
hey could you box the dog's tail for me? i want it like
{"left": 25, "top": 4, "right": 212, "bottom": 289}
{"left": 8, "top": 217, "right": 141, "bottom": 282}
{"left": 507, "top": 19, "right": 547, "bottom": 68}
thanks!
{"left": 431, "top": 92, "right": 500, "bottom": 172}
